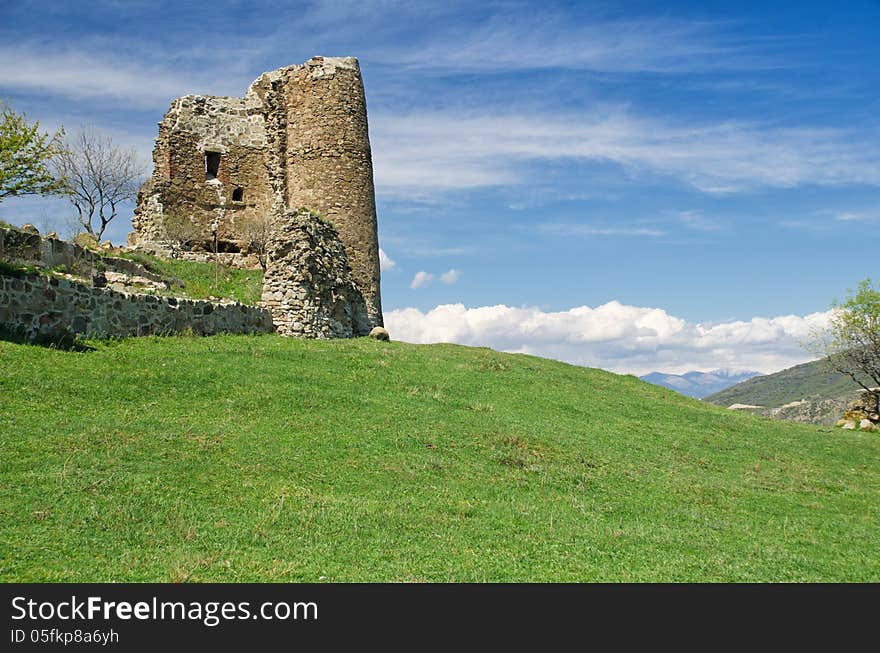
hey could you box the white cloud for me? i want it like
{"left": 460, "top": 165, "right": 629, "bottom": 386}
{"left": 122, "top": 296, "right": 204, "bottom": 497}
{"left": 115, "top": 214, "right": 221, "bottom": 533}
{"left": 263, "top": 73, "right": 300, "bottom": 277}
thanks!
{"left": 409, "top": 268, "right": 460, "bottom": 288}
{"left": 410, "top": 271, "right": 434, "bottom": 289}
{"left": 384, "top": 301, "right": 831, "bottom": 376}
{"left": 371, "top": 110, "right": 880, "bottom": 198}
{"left": 0, "top": 42, "right": 257, "bottom": 108}
{"left": 379, "top": 248, "right": 396, "bottom": 271}
{"left": 0, "top": 46, "right": 191, "bottom": 108}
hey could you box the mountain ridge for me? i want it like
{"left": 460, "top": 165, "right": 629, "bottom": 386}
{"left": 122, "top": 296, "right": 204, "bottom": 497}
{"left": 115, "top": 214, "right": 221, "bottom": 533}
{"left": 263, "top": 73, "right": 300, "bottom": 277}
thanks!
{"left": 640, "top": 369, "right": 762, "bottom": 398}
{"left": 704, "top": 358, "right": 865, "bottom": 425}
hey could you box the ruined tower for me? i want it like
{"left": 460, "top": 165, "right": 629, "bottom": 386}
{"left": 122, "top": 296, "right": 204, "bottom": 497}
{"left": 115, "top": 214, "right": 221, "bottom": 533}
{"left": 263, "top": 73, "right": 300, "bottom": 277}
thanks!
{"left": 132, "top": 56, "right": 383, "bottom": 328}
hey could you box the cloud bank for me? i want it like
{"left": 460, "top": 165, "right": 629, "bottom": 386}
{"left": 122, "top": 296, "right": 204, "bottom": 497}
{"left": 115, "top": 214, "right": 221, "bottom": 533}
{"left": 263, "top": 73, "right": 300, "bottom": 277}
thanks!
{"left": 385, "top": 301, "right": 830, "bottom": 375}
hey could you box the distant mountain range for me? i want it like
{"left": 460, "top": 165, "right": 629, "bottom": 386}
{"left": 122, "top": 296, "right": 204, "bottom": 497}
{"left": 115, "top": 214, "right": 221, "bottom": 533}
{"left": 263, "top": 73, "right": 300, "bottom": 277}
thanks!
{"left": 703, "top": 358, "right": 865, "bottom": 425}
{"left": 640, "top": 369, "right": 763, "bottom": 399}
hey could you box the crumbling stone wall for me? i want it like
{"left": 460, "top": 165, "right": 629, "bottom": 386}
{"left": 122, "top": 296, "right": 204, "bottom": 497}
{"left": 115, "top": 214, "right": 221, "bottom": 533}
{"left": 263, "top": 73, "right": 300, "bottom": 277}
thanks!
{"left": 132, "top": 94, "right": 275, "bottom": 248}
{"left": 1, "top": 272, "right": 273, "bottom": 342}
{"left": 133, "top": 55, "right": 383, "bottom": 330}
{"left": 1, "top": 226, "right": 164, "bottom": 284}
{"left": 261, "top": 210, "right": 370, "bottom": 338}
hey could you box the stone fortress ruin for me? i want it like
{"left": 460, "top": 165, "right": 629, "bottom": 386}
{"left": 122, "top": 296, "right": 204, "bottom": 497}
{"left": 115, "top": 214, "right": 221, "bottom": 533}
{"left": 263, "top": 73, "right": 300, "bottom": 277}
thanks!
{"left": 131, "top": 56, "right": 383, "bottom": 337}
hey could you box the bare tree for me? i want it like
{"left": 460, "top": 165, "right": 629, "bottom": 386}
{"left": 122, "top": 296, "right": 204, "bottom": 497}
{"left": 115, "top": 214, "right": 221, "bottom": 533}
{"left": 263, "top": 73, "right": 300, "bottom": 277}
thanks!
{"left": 161, "top": 208, "right": 206, "bottom": 259}
{"left": 238, "top": 212, "right": 274, "bottom": 271}
{"left": 54, "top": 127, "right": 144, "bottom": 241}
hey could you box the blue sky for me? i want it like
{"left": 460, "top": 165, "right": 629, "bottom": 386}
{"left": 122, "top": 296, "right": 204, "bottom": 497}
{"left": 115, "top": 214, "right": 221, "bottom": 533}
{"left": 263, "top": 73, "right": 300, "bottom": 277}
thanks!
{"left": 2, "top": 1, "right": 878, "bottom": 374}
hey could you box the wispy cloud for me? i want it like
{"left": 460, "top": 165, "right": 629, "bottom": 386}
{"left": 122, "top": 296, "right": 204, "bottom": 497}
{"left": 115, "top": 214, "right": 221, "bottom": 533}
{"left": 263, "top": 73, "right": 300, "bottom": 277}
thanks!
{"left": 0, "top": 45, "right": 214, "bottom": 108}
{"left": 440, "top": 269, "right": 461, "bottom": 284}
{"left": 538, "top": 223, "right": 665, "bottom": 238}
{"left": 675, "top": 210, "right": 724, "bottom": 232}
{"left": 833, "top": 211, "right": 879, "bottom": 222}
{"left": 781, "top": 209, "right": 880, "bottom": 231}
{"left": 375, "top": 13, "right": 781, "bottom": 74}
{"left": 371, "top": 110, "right": 880, "bottom": 198}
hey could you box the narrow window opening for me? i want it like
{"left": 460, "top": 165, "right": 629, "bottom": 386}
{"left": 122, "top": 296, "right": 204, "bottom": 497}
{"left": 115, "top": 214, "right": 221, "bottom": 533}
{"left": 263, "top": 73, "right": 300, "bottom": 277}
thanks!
{"left": 205, "top": 151, "right": 221, "bottom": 180}
{"left": 232, "top": 187, "right": 244, "bottom": 202}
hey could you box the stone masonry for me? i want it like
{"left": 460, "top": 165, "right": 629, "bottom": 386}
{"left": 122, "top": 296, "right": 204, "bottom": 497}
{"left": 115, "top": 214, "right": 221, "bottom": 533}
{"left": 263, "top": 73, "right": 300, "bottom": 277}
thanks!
{"left": 1, "top": 272, "right": 273, "bottom": 342}
{"left": 132, "top": 55, "right": 384, "bottom": 330}
{"left": 261, "top": 210, "right": 370, "bottom": 338}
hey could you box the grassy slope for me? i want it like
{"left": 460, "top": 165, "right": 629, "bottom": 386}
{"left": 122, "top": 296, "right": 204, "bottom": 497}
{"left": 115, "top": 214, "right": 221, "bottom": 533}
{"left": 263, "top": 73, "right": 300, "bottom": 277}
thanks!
{"left": 705, "top": 359, "right": 861, "bottom": 408}
{"left": 119, "top": 252, "right": 263, "bottom": 305}
{"left": 1, "top": 335, "right": 878, "bottom": 582}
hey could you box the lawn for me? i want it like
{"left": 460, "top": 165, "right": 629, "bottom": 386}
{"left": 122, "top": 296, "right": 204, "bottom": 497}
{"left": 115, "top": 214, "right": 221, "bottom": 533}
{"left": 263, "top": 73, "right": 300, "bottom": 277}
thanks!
{"left": 0, "top": 335, "right": 877, "bottom": 581}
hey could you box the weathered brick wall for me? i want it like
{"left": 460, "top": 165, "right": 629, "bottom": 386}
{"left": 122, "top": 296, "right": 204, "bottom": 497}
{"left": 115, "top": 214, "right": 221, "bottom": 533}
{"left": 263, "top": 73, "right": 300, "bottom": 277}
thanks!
{"left": 1, "top": 273, "right": 273, "bottom": 342}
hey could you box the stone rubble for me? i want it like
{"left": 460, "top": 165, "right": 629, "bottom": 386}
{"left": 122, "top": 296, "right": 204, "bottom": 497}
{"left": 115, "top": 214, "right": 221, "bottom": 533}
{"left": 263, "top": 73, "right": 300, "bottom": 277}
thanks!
{"left": 261, "top": 210, "right": 370, "bottom": 338}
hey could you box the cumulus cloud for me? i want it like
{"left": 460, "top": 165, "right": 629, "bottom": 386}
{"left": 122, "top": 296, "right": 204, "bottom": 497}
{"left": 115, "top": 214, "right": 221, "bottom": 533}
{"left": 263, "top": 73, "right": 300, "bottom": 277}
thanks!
{"left": 379, "top": 248, "right": 396, "bottom": 271}
{"left": 440, "top": 269, "right": 461, "bottom": 284}
{"left": 384, "top": 301, "right": 831, "bottom": 376}
{"left": 410, "top": 271, "right": 434, "bottom": 289}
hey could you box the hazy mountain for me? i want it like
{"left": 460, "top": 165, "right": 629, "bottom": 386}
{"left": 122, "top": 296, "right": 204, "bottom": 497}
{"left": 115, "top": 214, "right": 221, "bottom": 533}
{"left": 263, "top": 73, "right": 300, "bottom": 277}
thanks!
{"left": 704, "top": 358, "right": 866, "bottom": 425}
{"left": 641, "top": 369, "right": 763, "bottom": 399}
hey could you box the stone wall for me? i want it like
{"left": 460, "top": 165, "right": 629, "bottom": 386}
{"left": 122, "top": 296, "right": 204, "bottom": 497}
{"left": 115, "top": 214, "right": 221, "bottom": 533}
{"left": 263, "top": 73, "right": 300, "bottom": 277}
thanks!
{"left": 1, "top": 272, "right": 273, "bottom": 342}
{"left": 132, "top": 55, "right": 383, "bottom": 329}
{"left": 0, "top": 226, "right": 165, "bottom": 283}
{"left": 132, "top": 93, "right": 276, "bottom": 249}
{"left": 261, "top": 210, "right": 370, "bottom": 338}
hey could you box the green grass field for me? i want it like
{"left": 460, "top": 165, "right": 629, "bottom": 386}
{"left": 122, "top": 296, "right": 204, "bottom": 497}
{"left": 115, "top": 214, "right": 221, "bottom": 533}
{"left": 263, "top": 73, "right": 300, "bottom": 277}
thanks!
{"left": 119, "top": 252, "right": 264, "bottom": 305}
{"left": 1, "top": 335, "right": 878, "bottom": 582}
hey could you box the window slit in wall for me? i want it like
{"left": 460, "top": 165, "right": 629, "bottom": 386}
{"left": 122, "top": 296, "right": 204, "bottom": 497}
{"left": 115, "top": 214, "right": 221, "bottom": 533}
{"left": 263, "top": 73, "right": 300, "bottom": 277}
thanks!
{"left": 232, "top": 187, "right": 244, "bottom": 202}
{"left": 205, "top": 151, "right": 220, "bottom": 180}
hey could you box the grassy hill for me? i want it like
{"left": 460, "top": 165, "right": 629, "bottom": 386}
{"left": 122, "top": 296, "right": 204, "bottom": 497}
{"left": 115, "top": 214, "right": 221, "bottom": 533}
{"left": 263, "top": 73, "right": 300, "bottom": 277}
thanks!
{"left": 703, "top": 361, "right": 859, "bottom": 423}
{"left": 1, "top": 335, "right": 878, "bottom": 582}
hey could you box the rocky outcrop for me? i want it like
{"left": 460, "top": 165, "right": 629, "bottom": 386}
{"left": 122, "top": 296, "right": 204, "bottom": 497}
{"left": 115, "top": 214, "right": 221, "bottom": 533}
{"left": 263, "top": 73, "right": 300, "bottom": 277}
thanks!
{"left": 260, "top": 210, "right": 370, "bottom": 339}
{"left": 835, "top": 389, "right": 880, "bottom": 431}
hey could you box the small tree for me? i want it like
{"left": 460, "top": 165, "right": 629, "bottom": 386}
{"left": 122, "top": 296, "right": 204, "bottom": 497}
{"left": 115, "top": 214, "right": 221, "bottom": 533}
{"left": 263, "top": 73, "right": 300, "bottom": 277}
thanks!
{"left": 812, "top": 278, "right": 880, "bottom": 393}
{"left": 0, "top": 104, "right": 66, "bottom": 202}
{"left": 54, "top": 127, "right": 144, "bottom": 241}
{"left": 239, "top": 212, "right": 274, "bottom": 271}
